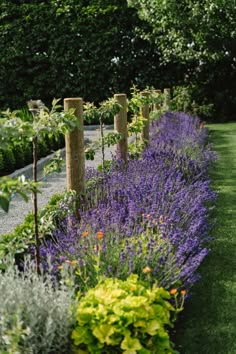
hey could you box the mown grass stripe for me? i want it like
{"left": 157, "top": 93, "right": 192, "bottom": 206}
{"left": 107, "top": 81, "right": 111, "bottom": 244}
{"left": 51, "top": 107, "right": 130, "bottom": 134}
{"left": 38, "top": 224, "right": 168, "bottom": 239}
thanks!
{"left": 175, "top": 123, "right": 236, "bottom": 354}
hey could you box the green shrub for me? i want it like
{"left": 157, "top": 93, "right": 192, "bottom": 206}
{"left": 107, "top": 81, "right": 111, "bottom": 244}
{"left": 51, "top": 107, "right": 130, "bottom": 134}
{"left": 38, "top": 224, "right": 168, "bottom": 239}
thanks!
{"left": 0, "top": 213, "right": 35, "bottom": 270}
{"left": 0, "top": 257, "right": 77, "bottom": 354}
{"left": 12, "top": 144, "right": 25, "bottom": 169}
{"left": 53, "top": 133, "right": 65, "bottom": 151}
{"left": 170, "top": 86, "right": 214, "bottom": 118}
{"left": 38, "top": 139, "right": 49, "bottom": 159}
{"left": 0, "top": 134, "right": 64, "bottom": 176}
{"left": 2, "top": 148, "right": 16, "bottom": 174}
{"left": 22, "top": 142, "right": 33, "bottom": 165}
{"left": 0, "top": 151, "right": 4, "bottom": 176}
{"left": 72, "top": 274, "right": 176, "bottom": 354}
{"left": 0, "top": 192, "right": 65, "bottom": 268}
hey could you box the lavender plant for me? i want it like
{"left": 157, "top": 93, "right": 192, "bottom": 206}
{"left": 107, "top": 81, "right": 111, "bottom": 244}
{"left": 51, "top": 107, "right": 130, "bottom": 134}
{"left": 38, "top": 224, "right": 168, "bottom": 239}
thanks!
{"left": 40, "top": 112, "right": 216, "bottom": 292}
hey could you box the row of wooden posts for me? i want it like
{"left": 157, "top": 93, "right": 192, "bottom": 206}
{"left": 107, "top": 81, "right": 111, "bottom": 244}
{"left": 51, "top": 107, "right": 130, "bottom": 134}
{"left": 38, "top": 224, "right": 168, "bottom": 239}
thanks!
{"left": 64, "top": 89, "right": 170, "bottom": 197}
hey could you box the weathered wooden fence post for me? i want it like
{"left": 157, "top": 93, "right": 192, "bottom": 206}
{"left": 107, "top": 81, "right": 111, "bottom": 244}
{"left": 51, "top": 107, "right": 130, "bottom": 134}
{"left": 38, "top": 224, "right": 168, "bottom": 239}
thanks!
{"left": 64, "top": 98, "right": 86, "bottom": 198}
{"left": 141, "top": 91, "right": 150, "bottom": 142}
{"left": 164, "top": 88, "right": 171, "bottom": 110}
{"left": 114, "top": 94, "right": 128, "bottom": 163}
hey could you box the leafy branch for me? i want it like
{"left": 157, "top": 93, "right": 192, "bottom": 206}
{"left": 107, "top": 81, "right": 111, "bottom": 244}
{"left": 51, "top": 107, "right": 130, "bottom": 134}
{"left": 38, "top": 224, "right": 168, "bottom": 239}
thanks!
{"left": 0, "top": 176, "right": 41, "bottom": 213}
{"left": 83, "top": 98, "right": 122, "bottom": 172}
{"left": 0, "top": 98, "right": 79, "bottom": 273}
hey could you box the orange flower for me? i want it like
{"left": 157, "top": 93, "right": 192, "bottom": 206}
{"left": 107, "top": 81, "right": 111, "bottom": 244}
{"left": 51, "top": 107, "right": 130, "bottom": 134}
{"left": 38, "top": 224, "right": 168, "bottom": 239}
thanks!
{"left": 70, "top": 260, "right": 78, "bottom": 266}
{"left": 94, "top": 245, "right": 102, "bottom": 251}
{"left": 58, "top": 265, "right": 63, "bottom": 270}
{"left": 143, "top": 266, "right": 151, "bottom": 273}
{"left": 181, "top": 290, "right": 186, "bottom": 296}
{"left": 65, "top": 260, "right": 78, "bottom": 266}
{"left": 81, "top": 231, "right": 89, "bottom": 237}
{"left": 96, "top": 231, "right": 104, "bottom": 240}
{"left": 170, "top": 288, "right": 178, "bottom": 295}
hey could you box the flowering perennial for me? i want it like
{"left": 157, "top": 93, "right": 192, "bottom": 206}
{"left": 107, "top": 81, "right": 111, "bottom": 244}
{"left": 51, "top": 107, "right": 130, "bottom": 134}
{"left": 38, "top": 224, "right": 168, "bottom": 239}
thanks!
{"left": 40, "top": 112, "right": 216, "bottom": 291}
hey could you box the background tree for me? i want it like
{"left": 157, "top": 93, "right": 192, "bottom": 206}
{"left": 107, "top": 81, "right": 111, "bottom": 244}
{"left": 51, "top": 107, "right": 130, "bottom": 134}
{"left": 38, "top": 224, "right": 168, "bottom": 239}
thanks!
{"left": 0, "top": 0, "right": 182, "bottom": 110}
{"left": 128, "top": 0, "right": 236, "bottom": 120}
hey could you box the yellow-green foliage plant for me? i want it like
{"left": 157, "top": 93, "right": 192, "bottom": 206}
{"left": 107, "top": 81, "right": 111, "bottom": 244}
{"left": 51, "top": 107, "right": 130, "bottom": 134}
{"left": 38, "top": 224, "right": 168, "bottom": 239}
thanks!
{"left": 72, "top": 274, "right": 177, "bottom": 354}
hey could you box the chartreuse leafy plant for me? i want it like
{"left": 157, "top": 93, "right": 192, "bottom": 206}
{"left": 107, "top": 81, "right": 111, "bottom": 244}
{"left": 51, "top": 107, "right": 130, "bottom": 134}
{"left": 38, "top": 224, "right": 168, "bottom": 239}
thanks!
{"left": 72, "top": 274, "right": 177, "bottom": 354}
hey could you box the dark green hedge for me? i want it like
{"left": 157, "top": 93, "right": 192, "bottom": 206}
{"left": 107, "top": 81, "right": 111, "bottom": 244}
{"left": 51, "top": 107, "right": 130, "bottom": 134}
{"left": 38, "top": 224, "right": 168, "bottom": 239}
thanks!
{"left": 0, "top": 135, "right": 65, "bottom": 176}
{"left": 0, "top": 0, "right": 182, "bottom": 109}
{"left": 0, "top": 0, "right": 234, "bottom": 120}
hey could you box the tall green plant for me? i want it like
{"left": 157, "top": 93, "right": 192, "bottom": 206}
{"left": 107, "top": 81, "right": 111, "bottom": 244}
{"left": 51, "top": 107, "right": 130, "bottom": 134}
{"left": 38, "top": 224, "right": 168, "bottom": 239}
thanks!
{"left": 0, "top": 99, "right": 79, "bottom": 272}
{"left": 127, "top": 86, "right": 166, "bottom": 157}
{"left": 0, "top": 175, "right": 40, "bottom": 213}
{"left": 83, "top": 98, "right": 122, "bottom": 172}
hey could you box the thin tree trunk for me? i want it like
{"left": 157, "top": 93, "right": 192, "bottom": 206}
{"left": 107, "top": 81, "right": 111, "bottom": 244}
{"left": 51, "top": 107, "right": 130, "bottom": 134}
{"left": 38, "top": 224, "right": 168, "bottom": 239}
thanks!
{"left": 141, "top": 91, "right": 150, "bottom": 143}
{"left": 100, "top": 113, "right": 105, "bottom": 172}
{"left": 32, "top": 136, "right": 40, "bottom": 274}
{"left": 114, "top": 94, "right": 128, "bottom": 163}
{"left": 99, "top": 113, "right": 105, "bottom": 200}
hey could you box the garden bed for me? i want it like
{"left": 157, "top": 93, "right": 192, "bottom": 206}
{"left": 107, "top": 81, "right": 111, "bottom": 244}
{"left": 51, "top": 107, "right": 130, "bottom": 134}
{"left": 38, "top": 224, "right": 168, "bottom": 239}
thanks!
{"left": 0, "top": 112, "right": 216, "bottom": 353}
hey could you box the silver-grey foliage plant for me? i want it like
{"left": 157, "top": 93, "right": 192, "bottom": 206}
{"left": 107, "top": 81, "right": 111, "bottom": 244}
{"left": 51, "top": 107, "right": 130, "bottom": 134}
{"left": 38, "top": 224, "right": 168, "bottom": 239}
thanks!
{"left": 0, "top": 257, "right": 77, "bottom": 354}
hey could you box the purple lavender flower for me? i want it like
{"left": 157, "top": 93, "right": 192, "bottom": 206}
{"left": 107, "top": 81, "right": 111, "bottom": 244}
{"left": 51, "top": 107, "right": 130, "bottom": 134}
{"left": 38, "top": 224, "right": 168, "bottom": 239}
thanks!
{"left": 39, "top": 111, "right": 216, "bottom": 291}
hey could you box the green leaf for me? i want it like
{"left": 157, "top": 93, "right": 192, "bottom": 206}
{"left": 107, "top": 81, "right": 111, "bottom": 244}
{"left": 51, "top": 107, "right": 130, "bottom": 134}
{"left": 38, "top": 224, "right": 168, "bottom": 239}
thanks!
{"left": 0, "top": 194, "right": 10, "bottom": 213}
{"left": 92, "top": 324, "right": 115, "bottom": 344}
{"left": 121, "top": 332, "right": 142, "bottom": 352}
{"left": 71, "top": 327, "right": 91, "bottom": 346}
{"left": 144, "top": 320, "right": 161, "bottom": 335}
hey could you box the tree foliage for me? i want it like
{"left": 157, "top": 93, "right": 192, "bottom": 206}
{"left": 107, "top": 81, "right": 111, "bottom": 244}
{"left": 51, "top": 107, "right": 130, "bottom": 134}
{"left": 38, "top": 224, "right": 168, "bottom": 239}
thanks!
{"left": 0, "top": 0, "right": 180, "bottom": 110}
{"left": 128, "top": 0, "right": 236, "bottom": 63}
{"left": 129, "top": 0, "right": 236, "bottom": 120}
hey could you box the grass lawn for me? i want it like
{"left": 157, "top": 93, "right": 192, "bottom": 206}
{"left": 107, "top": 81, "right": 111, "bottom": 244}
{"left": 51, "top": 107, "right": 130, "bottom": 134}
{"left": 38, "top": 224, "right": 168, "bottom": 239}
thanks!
{"left": 175, "top": 122, "right": 236, "bottom": 354}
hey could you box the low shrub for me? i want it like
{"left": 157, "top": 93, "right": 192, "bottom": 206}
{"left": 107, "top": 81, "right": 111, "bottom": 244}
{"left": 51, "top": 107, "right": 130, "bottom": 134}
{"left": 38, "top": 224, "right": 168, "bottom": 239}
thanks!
{"left": 72, "top": 274, "right": 176, "bottom": 354}
{"left": 0, "top": 192, "right": 65, "bottom": 269}
{"left": 0, "top": 258, "right": 77, "bottom": 354}
{"left": 12, "top": 144, "right": 25, "bottom": 169}
{"left": 0, "top": 134, "right": 65, "bottom": 176}
{"left": 2, "top": 148, "right": 16, "bottom": 174}
{"left": 0, "top": 168, "right": 101, "bottom": 269}
{"left": 0, "top": 151, "right": 4, "bottom": 172}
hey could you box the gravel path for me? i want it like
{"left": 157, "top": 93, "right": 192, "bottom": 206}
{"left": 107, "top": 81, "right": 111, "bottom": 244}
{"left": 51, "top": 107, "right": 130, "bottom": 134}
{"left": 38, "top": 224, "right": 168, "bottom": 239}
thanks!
{"left": 0, "top": 126, "right": 117, "bottom": 235}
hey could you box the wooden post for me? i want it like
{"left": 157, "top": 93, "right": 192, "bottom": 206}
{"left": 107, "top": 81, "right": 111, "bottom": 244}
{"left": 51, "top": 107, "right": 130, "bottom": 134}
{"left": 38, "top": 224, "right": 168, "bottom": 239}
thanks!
{"left": 141, "top": 91, "right": 150, "bottom": 142}
{"left": 64, "top": 98, "right": 85, "bottom": 196}
{"left": 164, "top": 88, "right": 171, "bottom": 110}
{"left": 114, "top": 94, "right": 128, "bottom": 163}
{"left": 154, "top": 89, "right": 162, "bottom": 111}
